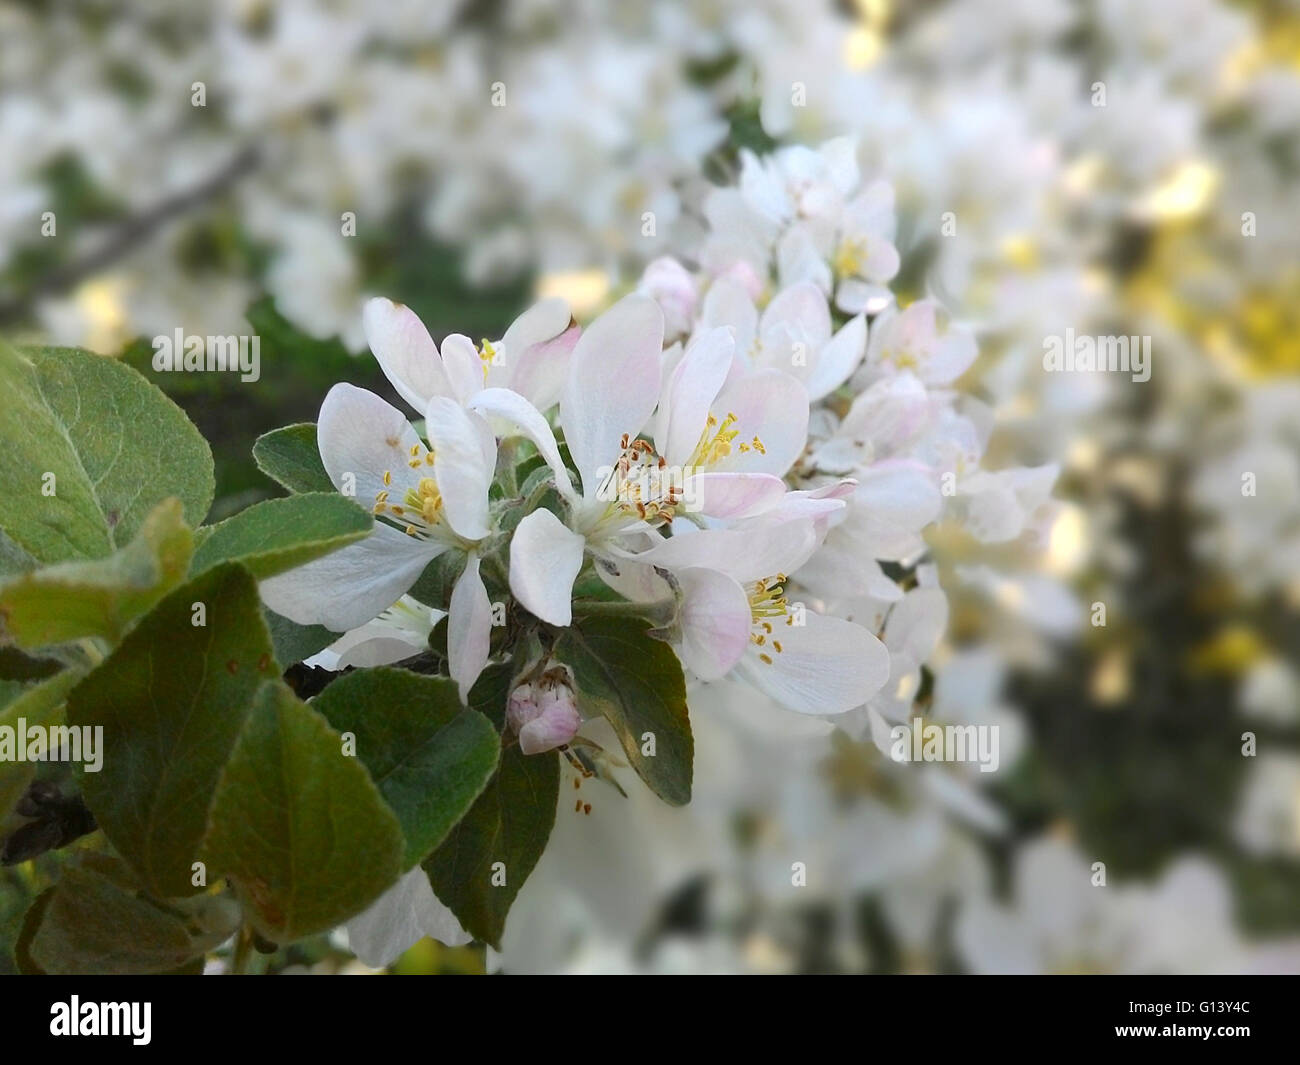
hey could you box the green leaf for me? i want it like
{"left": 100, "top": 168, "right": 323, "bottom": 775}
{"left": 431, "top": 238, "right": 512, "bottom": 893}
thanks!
{"left": 21, "top": 853, "right": 239, "bottom": 975}
{"left": 0, "top": 343, "right": 213, "bottom": 564}
{"left": 252, "top": 423, "right": 333, "bottom": 494}
{"left": 0, "top": 498, "right": 192, "bottom": 649}
{"left": 423, "top": 745, "right": 559, "bottom": 950}
{"left": 263, "top": 607, "right": 339, "bottom": 666}
{"left": 0, "top": 669, "right": 81, "bottom": 819}
{"left": 554, "top": 615, "right": 692, "bottom": 806}
{"left": 67, "top": 563, "right": 278, "bottom": 897}
{"left": 201, "top": 681, "right": 404, "bottom": 943}
{"left": 190, "top": 492, "right": 371, "bottom": 580}
{"left": 311, "top": 669, "right": 500, "bottom": 868}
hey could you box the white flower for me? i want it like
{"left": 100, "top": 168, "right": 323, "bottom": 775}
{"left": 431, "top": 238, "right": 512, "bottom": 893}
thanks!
{"left": 603, "top": 510, "right": 890, "bottom": 715}
{"left": 259, "top": 383, "right": 496, "bottom": 699}
{"left": 861, "top": 300, "right": 977, "bottom": 387}
{"left": 365, "top": 295, "right": 579, "bottom": 415}
{"left": 700, "top": 279, "right": 868, "bottom": 402}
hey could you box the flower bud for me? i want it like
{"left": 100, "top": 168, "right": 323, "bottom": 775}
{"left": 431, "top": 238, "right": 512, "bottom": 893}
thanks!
{"left": 506, "top": 668, "right": 582, "bottom": 755}
{"left": 638, "top": 257, "right": 697, "bottom": 339}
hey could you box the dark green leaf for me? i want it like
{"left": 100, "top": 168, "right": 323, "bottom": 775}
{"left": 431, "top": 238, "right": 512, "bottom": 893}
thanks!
{"left": 67, "top": 563, "right": 278, "bottom": 897}
{"left": 201, "top": 681, "right": 404, "bottom": 942}
{"left": 423, "top": 745, "right": 559, "bottom": 950}
{"left": 22, "top": 853, "right": 238, "bottom": 975}
{"left": 312, "top": 668, "right": 500, "bottom": 867}
{"left": 554, "top": 615, "right": 692, "bottom": 806}
{"left": 252, "top": 423, "right": 333, "bottom": 494}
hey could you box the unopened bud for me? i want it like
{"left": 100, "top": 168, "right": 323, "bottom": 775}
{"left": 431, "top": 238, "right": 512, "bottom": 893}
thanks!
{"left": 507, "top": 668, "right": 582, "bottom": 755}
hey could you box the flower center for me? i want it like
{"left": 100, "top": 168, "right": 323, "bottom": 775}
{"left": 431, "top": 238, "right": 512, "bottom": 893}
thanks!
{"left": 749, "top": 574, "right": 791, "bottom": 666}
{"left": 597, "top": 434, "right": 681, "bottom": 523}
{"left": 833, "top": 237, "right": 867, "bottom": 279}
{"left": 373, "top": 445, "right": 442, "bottom": 537}
{"left": 478, "top": 338, "right": 499, "bottom": 382}
{"left": 688, "top": 411, "right": 766, "bottom": 468}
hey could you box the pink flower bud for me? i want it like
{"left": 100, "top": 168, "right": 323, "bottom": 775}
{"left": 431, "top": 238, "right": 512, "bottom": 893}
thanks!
{"left": 638, "top": 257, "right": 697, "bottom": 339}
{"left": 506, "top": 669, "right": 582, "bottom": 755}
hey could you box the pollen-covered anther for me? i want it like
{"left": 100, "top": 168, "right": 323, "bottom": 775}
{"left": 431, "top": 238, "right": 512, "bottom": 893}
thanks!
{"left": 749, "top": 574, "right": 791, "bottom": 663}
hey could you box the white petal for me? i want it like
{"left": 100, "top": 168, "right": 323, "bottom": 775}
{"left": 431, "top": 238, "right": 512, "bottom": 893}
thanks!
{"left": 654, "top": 327, "right": 733, "bottom": 464}
{"left": 318, "top": 383, "right": 425, "bottom": 504}
{"left": 562, "top": 294, "right": 664, "bottom": 497}
{"left": 737, "top": 612, "right": 890, "bottom": 715}
{"left": 712, "top": 370, "right": 810, "bottom": 476}
{"left": 345, "top": 867, "right": 470, "bottom": 968}
{"left": 759, "top": 280, "right": 832, "bottom": 355}
{"left": 425, "top": 397, "right": 494, "bottom": 541}
{"left": 469, "top": 387, "right": 577, "bottom": 502}
{"left": 677, "top": 568, "right": 751, "bottom": 680}
{"left": 883, "top": 587, "right": 949, "bottom": 663}
{"left": 363, "top": 298, "right": 454, "bottom": 413}
{"left": 508, "top": 509, "right": 586, "bottom": 626}
{"left": 438, "top": 333, "right": 486, "bottom": 405}
{"left": 448, "top": 554, "right": 493, "bottom": 702}
{"left": 696, "top": 276, "right": 757, "bottom": 355}
{"left": 626, "top": 520, "right": 815, "bottom": 584}
{"left": 925, "top": 328, "right": 978, "bottom": 385}
{"left": 260, "top": 523, "right": 439, "bottom": 632}
{"left": 805, "top": 314, "right": 867, "bottom": 401}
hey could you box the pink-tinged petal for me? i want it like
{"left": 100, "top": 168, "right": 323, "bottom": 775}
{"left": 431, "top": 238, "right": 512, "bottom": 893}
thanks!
{"left": 676, "top": 567, "right": 751, "bottom": 681}
{"left": 469, "top": 387, "right": 577, "bottom": 502}
{"left": 805, "top": 313, "right": 867, "bottom": 401}
{"left": 737, "top": 612, "right": 890, "bottom": 715}
{"left": 712, "top": 370, "right": 810, "bottom": 475}
{"left": 502, "top": 298, "right": 578, "bottom": 410}
{"left": 438, "top": 333, "right": 485, "bottom": 405}
{"left": 424, "top": 397, "right": 494, "bottom": 541}
{"left": 562, "top": 294, "right": 664, "bottom": 497}
{"left": 626, "top": 520, "right": 815, "bottom": 584}
{"left": 654, "top": 326, "right": 734, "bottom": 464}
{"left": 317, "top": 383, "right": 425, "bottom": 504}
{"left": 686, "top": 472, "right": 787, "bottom": 519}
{"left": 259, "top": 523, "right": 439, "bottom": 632}
{"left": 448, "top": 553, "right": 493, "bottom": 702}
{"left": 363, "top": 297, "right": 454, "bottom": 413}
{"left": 508, "top": 509, "right": 585, "bottom": 626}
